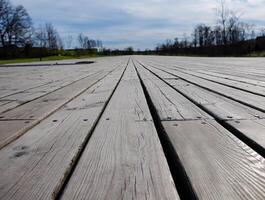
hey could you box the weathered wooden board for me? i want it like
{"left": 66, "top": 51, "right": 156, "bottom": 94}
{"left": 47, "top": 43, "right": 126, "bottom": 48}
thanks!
{"left": 0, "top": 101, "right": 12, "bottom": 106}
{"left": 197, "top": 70, "right": 265, "bottom": 88}
{"left": 135, "top": 56, "right": 265, "bottom": 199}
{"left": 137, "top": 56, "right": 265, "bottom": 82}
{"left": 0, "top": 71, "right": 101, "bottom": 114}
{"left": 136, "top": 60, "right": 265, "bottom": 121}
{"left": 137, "top": 57, "right": 265, "bottom": 154}
{"left": 0, "top": 72, "right": 97, "bottom": 101}
{"left": 135, "top": 63, "right": 211, "bottom": 121}
{"left": 0, "top": 64, "right": 126, "bottom": 200}
{"left": 165, "top": 78, "right": 265, "bottom": 120}
{"left": 60, "top": 62, "right": 180, "bottom": 200}
{"left": 0, "top": 57, "right": 125, "bottom": 99}
{"left": 169, "top": 67, "right": 265, "bottom": 97}
{"left": 0, "top": 65, "right": 119, "bottom": 149}
{"left": 150, "top": 65, "right": 265, "bottom": 112}
{"left": 227, "top": 119, "right": 265, "bottom": 153}
{"left": 162, "top": 120, "right": 265, "bottom": 199}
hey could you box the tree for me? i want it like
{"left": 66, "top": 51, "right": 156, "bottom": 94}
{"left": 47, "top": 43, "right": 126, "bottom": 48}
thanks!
{"left": 34, "top": 23, "right": 62, "bottom": 49}
{"left": 124, "top": 47, "right": 134, "bottom": 54}
{"left": 45, "top": 23, "right": 59, "bottom": 49}
{"left": 35, "top": 25, "right": 47, "bottom": 48}
{"left": 0, "top": 0, "right": 32, "bottom": 47}
{"left": 216, "top": 0, "right": 229, "bottom": 45}
{"left": 65, "top": 35, "right": 73, "bottom": 49}
{"left": 78, "top": 33, "right": 103, "bottom": 49}
{"left": 78, "top": 33, "right": 90, "bottom": 49}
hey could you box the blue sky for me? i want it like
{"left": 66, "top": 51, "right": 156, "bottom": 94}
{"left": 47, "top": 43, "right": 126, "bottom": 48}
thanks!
{"left": 11, "top": 0, "right": 265, "bottom": 49}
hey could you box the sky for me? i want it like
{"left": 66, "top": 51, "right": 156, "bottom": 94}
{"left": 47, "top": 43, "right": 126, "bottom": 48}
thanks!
{"left": 11, "top": 0, "right": 265, "bottom": 50}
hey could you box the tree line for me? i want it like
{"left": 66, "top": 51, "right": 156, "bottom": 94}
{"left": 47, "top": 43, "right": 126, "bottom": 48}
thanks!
{"left": 156, "top": 0, "right": 265, "bottom": 56}
{"left": 0, "top": 0, "right": 103, "bottom": 59}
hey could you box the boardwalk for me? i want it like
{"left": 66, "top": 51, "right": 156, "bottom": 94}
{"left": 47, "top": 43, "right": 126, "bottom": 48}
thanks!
{"left": 1, "top": 56, "right": 265, "bottom": 199}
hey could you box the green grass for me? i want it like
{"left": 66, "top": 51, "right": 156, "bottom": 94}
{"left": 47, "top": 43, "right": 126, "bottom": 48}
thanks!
{"left": 0, "top": 55, "right": 94, "bottom": 65}
{"left": 247, "top": 51, "right": 265, "bottom": 57}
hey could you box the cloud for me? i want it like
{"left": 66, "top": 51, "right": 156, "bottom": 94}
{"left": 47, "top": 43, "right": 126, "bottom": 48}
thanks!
{"left": 10, "top": 0, "right": 265, "bottom": 49}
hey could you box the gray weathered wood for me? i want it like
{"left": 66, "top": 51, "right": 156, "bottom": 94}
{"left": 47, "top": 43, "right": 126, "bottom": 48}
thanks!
{"left": 0, "top": 64, "right": 126, "bottom": 200}
{"left": 162, "top": 119, "right": 265, "bottom": 199}
{"left": 60, "top": 61, "right": 180, "bottom": 200}
{"left": 150, "top": 65, "right": 265, "bottom": 112}
{"left": 0, "top": 65, "right": 120, "bottom": 149}
{"left": 135, "top": 63, "right": 211, "bottom": 121}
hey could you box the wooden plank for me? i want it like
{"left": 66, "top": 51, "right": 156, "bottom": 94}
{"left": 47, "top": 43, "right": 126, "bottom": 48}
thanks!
{"left": 136, "top": 60, "right": 265, "bottom": 121}
{"left": 164, "top": 78, "right": 265, "bottom": 120}
{"left": 135, "top": 56, "right": 265, "bottom": 199}
{"left": 170, "top": 67, "right": 265, "bottom": 97}
{"left": 0, "top": 66, "right": 117, "bottom": 149}
{"left": 227, "top": 119, "right": 265, "bottom": 153}
{"left": 137, "top": 58, "right": 265, "bottom": 154}
{"left": 60, "top": 62, "right": 180, "bottom": 200}
{"left": 0, "top": 64, "right": 126, "bottom": 200}
{"left": 136, "top": 56, "right": 265, "bottom": 82}
{"left": 0, "top": 72, "right": 97, "bottom": 101}
{"left": 0, "top": 71, "right": 101, "bottom": 114}
{"left": 0, "top": 57, "right": 124, "bottom": 98}
{"left": 0, "top": 101, "right": 21, "bottom": 114}
{"left": 162, "top": 119, "right": 265, "bottom": 199}
{"left": 135, "top": 63, "right": 211, "bottom": 121}
{"left": 0, "top": 101, "right": 12, "bottom": 106}
{"left": 149, "top": 65, "right": 265, "bottom": 112}
{"left": 197, "top": 70, "right": 265, "bottom": 88}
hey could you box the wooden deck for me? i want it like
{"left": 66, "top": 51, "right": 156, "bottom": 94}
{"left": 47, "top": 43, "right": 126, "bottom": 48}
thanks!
{"left": 1, "top": 56, "right": 265, "bottom": 199}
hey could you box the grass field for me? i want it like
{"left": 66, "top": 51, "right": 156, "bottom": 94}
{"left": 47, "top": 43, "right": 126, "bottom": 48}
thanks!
{"left": 248, "top": 51, "right": 265, "bottom": 57}
{"left": 0, "top": 55, "right": 96, "bottom": 65}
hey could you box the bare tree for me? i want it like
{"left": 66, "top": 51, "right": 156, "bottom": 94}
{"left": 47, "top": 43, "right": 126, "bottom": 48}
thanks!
{"left": 35, "top": 25, "right": 47, "bottom": 48}
{"left": 78, "top": 33, "right": 89, "bottom": 49}
{"left": 65, "top": 35, "right": 73, "bottom": 49}
{"left": 216, "top": 0, "right": 230, "bottom": 45}
{"left": 34, "top": 23, "right": 62, "bottom": 50}
{"left": 45, "top": 23, "right": 58, "bottom": 49}
{"left": 78, "top": 33, "right": 102, "bottom": 49}
{"left": 0, "top": 0, "right": 32, "bottom": 47}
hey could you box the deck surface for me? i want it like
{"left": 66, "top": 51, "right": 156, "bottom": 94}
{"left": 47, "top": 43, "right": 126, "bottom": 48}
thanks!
{"left": 1, "top": 56, "right": 265, "bottom": 199}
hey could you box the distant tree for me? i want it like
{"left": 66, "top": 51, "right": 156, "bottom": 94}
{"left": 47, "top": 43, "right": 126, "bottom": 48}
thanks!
{"left": 45, "top": 23, "right": 59, "bottom": 49}
{"left": 124, "top": 47, "right": 134, "bottom": 54}
{"left": 173, "top": 37, "right": 179, "bottom": 48}
{"left": 78, "top": 34, "right": 90, "bottom": 49}
{"left": 78, "top": 33, "right": 103, "bottom": 50}
{"left": 34, "top": 23, "right": 62, "bottom": 49}
{"left": 182, "top": 33, "right": 189, "bottom": 48}
{"left": 213, "top": 26, "right": 223, "bottom": 45}
{"left": 0, "top": 0, "right": 32, "bottom": 47}
{"left": 216, "top": 0, "right": 229, "bottom": 45}
{"left": 35, "top": 25, "right": 47, "bottom": 48}
{"left": 65, "top": 35, "right": 73, "bottom": 49}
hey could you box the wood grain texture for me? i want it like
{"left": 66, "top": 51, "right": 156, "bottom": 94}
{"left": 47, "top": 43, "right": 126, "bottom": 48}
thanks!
{"left": 151, "top": 65, "right": 265, "bottom": 112}
{"left": 136, "top": 56, "right": 265, "bottom": 155}
{"left": 197, "top": 70, "right": 265, "bottom": 88}
{"left": 162, "top": 119, "right": 265, "bottom": 199}
{"left": 136, "top": 59, "right": 265, "bottom": 121}
{"left": 60, "top": 61, "right": 180, "bottom": 200}
{"left": 227, "top": 119, "right": 265, "bottom": 151}
{"left": 135, "top": 56, "right": 265, "bottom": 199}
{"left": 0, "top": 65, "right": 126, "bottom": 200}
{"left": 168, "top": 67, "right": 265, "bottom": 97}
{"left": 165, "top": 78, "right": 265, "bottom": 120}
{"left": 0, "top": 60, "right": 127, "bottom": 149}
{"left": 135, "top": 63, "right": 211, "bottom": 121}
